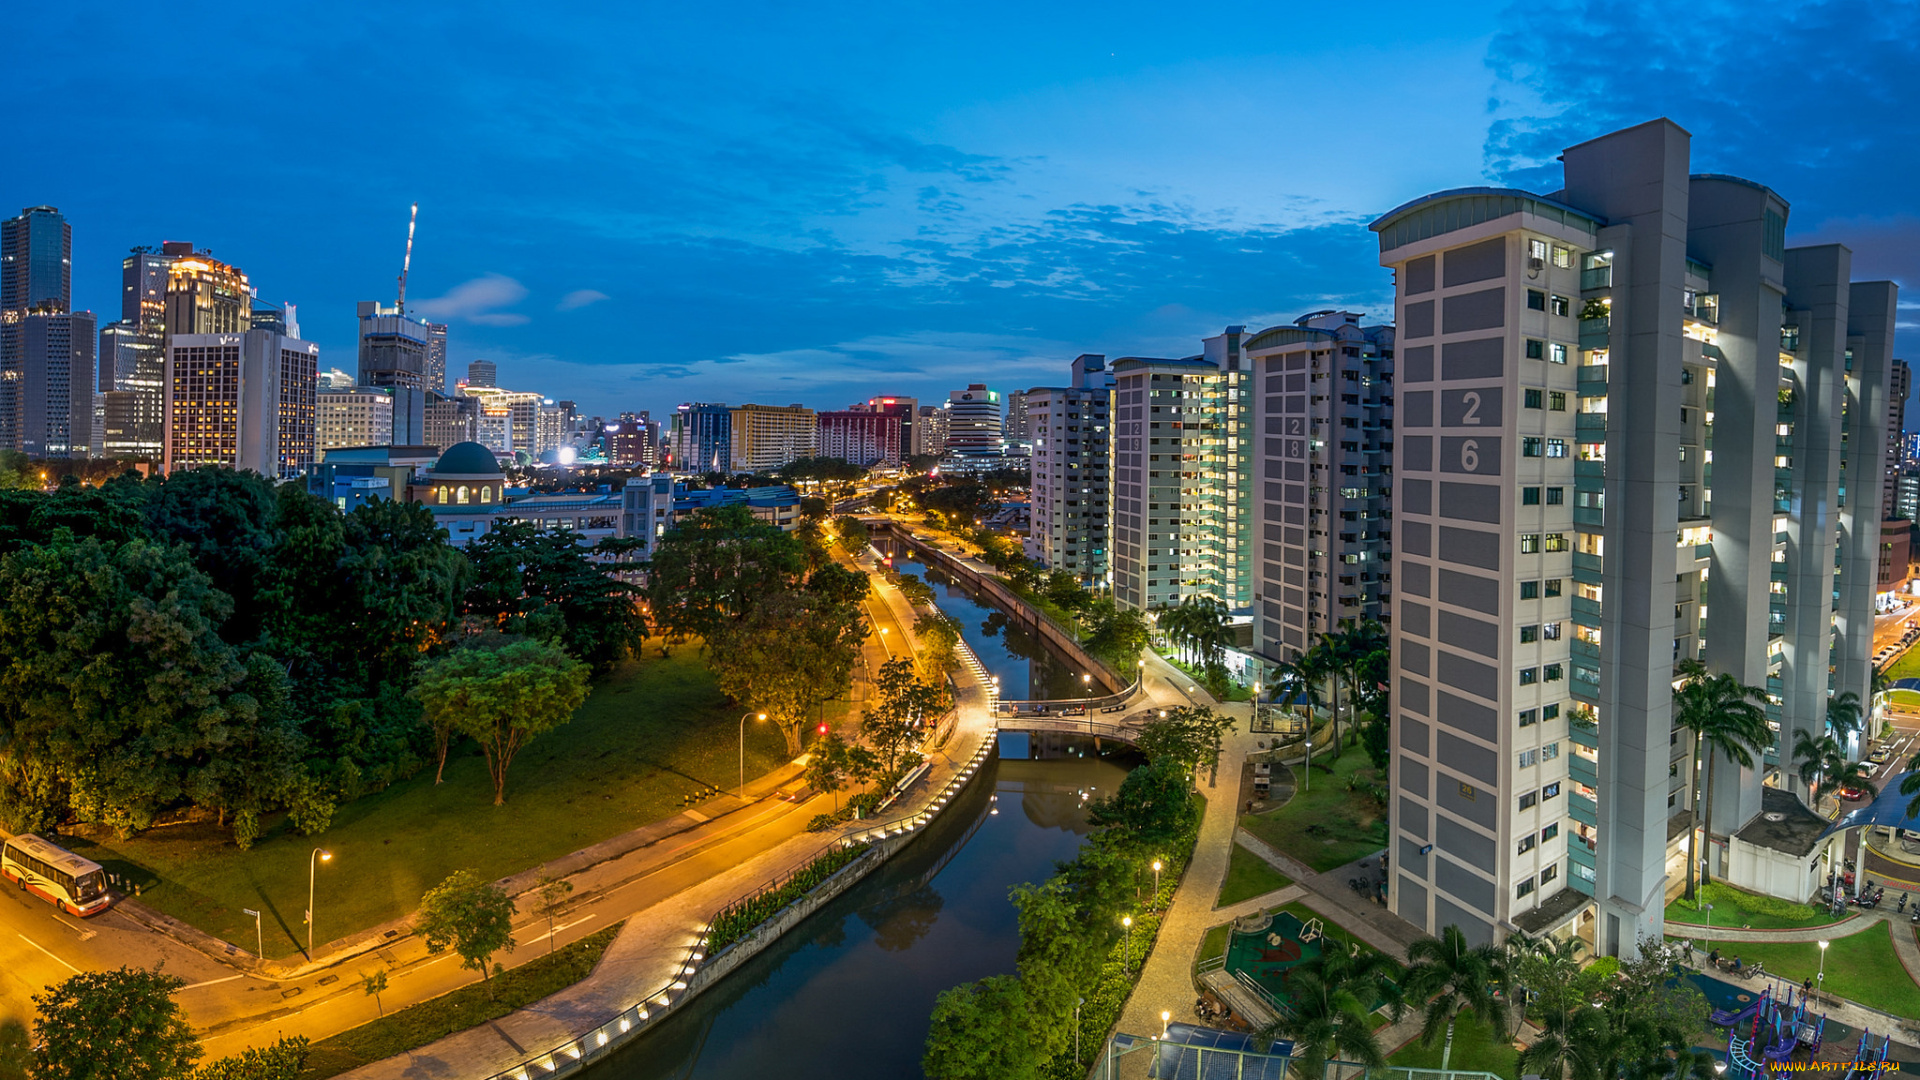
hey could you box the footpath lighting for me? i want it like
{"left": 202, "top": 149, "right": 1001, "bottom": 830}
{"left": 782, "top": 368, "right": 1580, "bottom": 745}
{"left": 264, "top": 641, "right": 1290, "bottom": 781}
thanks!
{"left": 1152, "top": 859, "right": 1163, "bottom": 900}
{"left": 307, "top": 848, "right": 333, "bottom": 960}
{"left": 739, "top": 712, "right": 767, "bottom": 802}
{"left": 1818, "top": 939, "right": 1830, "bottom": 987}
{"left": 1161, "top": 1010, "right": 1171, "bottom": 1036}
{"left": 1075, "top": 996, "right": 1085, "bottom": 1064}
{"left": 1122, "top": 915, "right": 1134, "bottom": 973}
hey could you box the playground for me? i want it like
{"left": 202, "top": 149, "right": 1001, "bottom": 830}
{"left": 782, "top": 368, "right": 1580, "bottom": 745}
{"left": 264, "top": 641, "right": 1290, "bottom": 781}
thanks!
{"left": 1707, "top": 977, "right": 1898, "bottom": 1080}
{"left": 1222, "top": 907, "right": 1380, "bottom": 1013}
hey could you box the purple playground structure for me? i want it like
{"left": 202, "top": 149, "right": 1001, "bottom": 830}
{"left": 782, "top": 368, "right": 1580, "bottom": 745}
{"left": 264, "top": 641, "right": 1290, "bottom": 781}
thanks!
{"left": 1717, "top": 983, "right": 1829, "bottom": 1077}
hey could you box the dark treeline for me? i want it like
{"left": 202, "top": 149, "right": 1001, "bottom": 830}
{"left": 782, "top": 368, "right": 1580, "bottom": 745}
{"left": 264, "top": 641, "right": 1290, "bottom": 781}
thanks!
{"left": 0, "top": 468, "right": 645, "bottom": 846}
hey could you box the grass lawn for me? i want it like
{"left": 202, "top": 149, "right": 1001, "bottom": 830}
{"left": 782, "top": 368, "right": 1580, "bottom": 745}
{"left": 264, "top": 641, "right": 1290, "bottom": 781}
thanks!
{"left": 1219, "top": 842, "right": 1294, "bottom": 907}
{"left": 1239, "top": 753, "right": 1388, "bottom": 872}
{"left": 298, "top": 922, "right": 621, "bottom": 1078}
{"left": 72, "top": 649, "right": 800, "bottom": 958}
{"left": 1197, "top": 923, "right": 1230, "bottom": 970}
{"left": 1158, "top": 653, "right": 1254, "bottom": 701}
{"left": 1681, "top": 924, "right": 1920, "bottom": 1019}
{"left": 1664, "top": 883, "right": 1845, "bottom": 931}
{"left": 1276, "top": 900, "right": 1380, "bottom": 958}
{"left": 1388, "top": 1012, "right": 1517, "bottom": 1079}
{"left": 1882, "top": 649, "right": 1920, "bottom": 682}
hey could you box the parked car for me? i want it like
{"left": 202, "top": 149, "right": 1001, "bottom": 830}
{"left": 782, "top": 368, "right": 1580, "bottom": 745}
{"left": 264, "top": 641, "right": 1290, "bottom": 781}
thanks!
{"left": 1871, "top": 747, "right": 1892, "bottom": 764}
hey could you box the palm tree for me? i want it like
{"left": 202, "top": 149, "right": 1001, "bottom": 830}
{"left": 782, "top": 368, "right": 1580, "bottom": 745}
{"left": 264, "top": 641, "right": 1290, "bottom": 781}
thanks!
{"left": 1816, "top": 759, "right": 1879, "bottom": 805}
{"left": 1827, "top": 690, "right": 1864, "bottom": 747}
{"left": 1872, "top": 663, "right": 1894, "bottom": 720}
{"left": 1270, "top": 655, "right": 1324, "bottom": 791}
{"left": 1403, "top": 924, "right": 1511, "bottom": 1072}
{"left": 1515, "top": 999, "right": 1604, "bottom": 1080}
{"left": 1336, "top": 621, "right": 1389, "bottom": 752}
{"left": 1305, "top": 633, "right": 1352, "bottom": 761}
{"left": 1672, "top": 662, "right": 1772, "bottom": 897}
{"left": 1153, "top": 602, "right": 1196, "bottom": 666}
{"left": 1254, "top": 947, "right": 1404, "bottom": 1080}
{"left": 1792, "top": 730, "right": 1841, "bottom": 803}
{"left": 1900, "top": 751, "right": 1920, "bottom": 821}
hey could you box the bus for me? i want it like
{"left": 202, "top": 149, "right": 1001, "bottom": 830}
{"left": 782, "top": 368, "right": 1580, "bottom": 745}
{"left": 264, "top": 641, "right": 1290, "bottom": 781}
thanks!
{"left": 1, "top": 834, "right": 112, "bottom": 917}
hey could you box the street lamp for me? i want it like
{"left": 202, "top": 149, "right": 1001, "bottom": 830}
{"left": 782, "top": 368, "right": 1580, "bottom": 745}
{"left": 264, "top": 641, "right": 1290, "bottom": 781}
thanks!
{"left": 1083, "top": 673, "right": 1093, "bottom": 698}
{"left": 1122, "top": 915, "right": 1134, "bottom": 973}
{"left": 740, "top": 712, "right": 767, "bottom": 801}
{"left": 1161, "top": 1010, "right": 1171, "bottom": 1037}
{"left": 1701, "top": 902, "right": 1713, "bottom": 936}
{"left": 878, "top": 626, "right": 891, "bottom": 656}
{"left": 1818, "top": 939, "right": 1830, "bottom": 988}
{"left": 1152, "top": 859, "right": 1163, "bottom": 901}
{"left": 1075, "top": 996, "right": 1085, "bottom": 1064}
{"left": 307, "top": 848, "right": 332, "bottom": 960}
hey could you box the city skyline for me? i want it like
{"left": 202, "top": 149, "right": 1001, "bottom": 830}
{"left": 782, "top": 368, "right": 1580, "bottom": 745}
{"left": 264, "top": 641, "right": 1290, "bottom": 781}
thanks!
{"left": 5, "top": 2, "right": 1917, "bottom": 421}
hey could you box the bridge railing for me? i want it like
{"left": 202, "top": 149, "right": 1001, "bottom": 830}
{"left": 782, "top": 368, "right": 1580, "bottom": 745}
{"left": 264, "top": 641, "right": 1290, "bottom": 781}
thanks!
{"left": 995, "top": 673, "right": 1143, "bottom": 716}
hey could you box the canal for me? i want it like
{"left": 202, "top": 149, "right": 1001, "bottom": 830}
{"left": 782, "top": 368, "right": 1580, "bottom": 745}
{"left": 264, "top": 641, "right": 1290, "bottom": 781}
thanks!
{"left": 585, "top": 543, "right": 1135, "bottom": 1079}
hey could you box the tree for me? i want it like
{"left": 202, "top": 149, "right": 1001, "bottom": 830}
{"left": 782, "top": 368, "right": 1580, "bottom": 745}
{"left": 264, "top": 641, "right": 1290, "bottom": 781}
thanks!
{"left": 923, "top": 975, "right": 1045, "bottom": 1080}
{"left": 1403, "top": 924, "right": 1510, "bottom": 1072}
{"left": 31, "top": 967, "right": 200, "bottom": 1080}
{"left": 862, "top": 658, "right": 946, "bottom": 774}
{"left": 709, "top": 589, "right": 868, "bottom": 755}
{"left": 535, "top": 874, "right": 574, "bottom": 953}
{"left": 0, "top": 1018, "right": 28, "bottom": 1080}
{"left": 1827, "top": 689, "right": 1864, "bottom": 746}
{"left": 463, "top": 521, "right": 646, "bottom": 671}
{"left": 804, "top": 562, "right": 871, "bottom": 609}
{"left": 831, "top": 515, "right": 871, "bottom": 556}
{"left": 644, "top": 504, "right": 805, "bottom": 645}
{"left": 1253, "top": 947, "right": 1405, "bottom": 1080}
{"left": 1079, "top": 596, "right": 1150, "bottom": 669}
{"left": 418, "top": 869, "right": 517, "bottom": 986}
{"left": 1134, "top": 705, "right": 1237, "bottom": 783}
{"left": 414, "top": 637, "right": 592, "bottom": 804}
{"left": 1085, "top": 759, "right": 1199, "bottom": 853}
{"left": 137, "top": 466, "right": 285, "bottom": 646}
{"left": 190, "top": 1038, "right": 310, "bottom": 1080}
{"left": 1672, "top": 662, "right": 1771, "bottom": 896}
{"left": 805, "top": 731, "right": 852, "bottom": 810}
{"left": 914, "top": 611, "right": 962, "bottom": 678}
{"left": 362, "top": 969, "right": 389, "bottom": 1017}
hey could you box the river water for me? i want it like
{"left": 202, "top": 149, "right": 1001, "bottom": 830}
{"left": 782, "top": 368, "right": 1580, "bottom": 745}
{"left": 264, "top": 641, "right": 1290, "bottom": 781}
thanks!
{"left": 585, "top": 542, "right": 1135, "bottom": 1079}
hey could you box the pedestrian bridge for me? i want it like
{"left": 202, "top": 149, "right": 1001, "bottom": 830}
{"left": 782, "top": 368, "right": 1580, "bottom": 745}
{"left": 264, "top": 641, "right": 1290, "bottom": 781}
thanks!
{"left": 993, "top": 708, "right": 1166, "bottom": 744}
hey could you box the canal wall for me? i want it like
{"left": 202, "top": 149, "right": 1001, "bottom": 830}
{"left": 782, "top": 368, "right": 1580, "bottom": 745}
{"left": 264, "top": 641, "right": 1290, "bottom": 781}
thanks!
{"left": 872, "top": 521, "right": 1131, "bottom": 697}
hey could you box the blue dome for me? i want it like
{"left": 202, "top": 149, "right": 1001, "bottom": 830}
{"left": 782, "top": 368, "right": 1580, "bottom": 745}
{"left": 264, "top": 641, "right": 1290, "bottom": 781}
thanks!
{"left": 433, "top": 441, "right": 504, "bottom": 477}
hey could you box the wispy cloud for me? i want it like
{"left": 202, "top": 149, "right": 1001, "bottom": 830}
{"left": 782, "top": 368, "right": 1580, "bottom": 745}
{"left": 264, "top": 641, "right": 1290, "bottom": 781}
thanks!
{"left": 557, "top": 288, "right": 610, "bottom": 311}
{"left": 413, "top": 273, "right": 530, "bottom": 326}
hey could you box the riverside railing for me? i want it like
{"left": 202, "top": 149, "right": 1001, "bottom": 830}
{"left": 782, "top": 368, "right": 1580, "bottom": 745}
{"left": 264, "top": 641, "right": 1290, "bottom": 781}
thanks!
{"left": 478, "top": 712, "right": 1001, "bottom": 1080}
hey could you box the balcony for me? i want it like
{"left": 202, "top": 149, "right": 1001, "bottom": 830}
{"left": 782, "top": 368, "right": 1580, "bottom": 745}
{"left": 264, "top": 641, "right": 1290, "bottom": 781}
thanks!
{"left": 1570, "top": 793, "right": 1598, "bottom": 828}
{"left": 1576, "top": 413, "right": 1608, "bottom": 437}
{"left": 1575, "top": 459, "right": 1606, "bottom": 483}
{"left": 1569, "top": 754, "right": 1599, "bottom": 787}
{"left": 1573, "top": 551, "right": 1604, "bottom": 575}
{"left": 1581, "top": 264, "right": 1614, "bottom": 291}
{"left": 1577, "top": 366, "right": 1609, "bottom": 395}
{"left": 1579, "top": 316, "right": 1612, "bottom": 350}
{"left": 1573, "top": 504, "right": 1604, "bottom": 528}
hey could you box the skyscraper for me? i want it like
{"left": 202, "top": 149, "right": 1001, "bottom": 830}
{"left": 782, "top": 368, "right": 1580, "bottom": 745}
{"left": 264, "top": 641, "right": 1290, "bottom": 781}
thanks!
{"left": 425, "top": 322, "right": 448, "bottom": 393}
{"left": 1250, "top": 311, "right": 1396, "bottom": 659}
{"left": 670, "top": 402, "right": 732, "bottom": 471}
{"left": 1886, "top": 359, "right": 1910, "bottom": 515}
{"left": 466, "top": 359, "right": 497, "bottom": 387}
{"left": 165, "top": 328, "right": 318, "bottom": 478}
{"left": 317, "top": 386, "right": 395, "bottom": 452}
{"left": 356, "top": 301, "right": 431, "bottom": 444}
{"left": 1376, "top": 119, "right": 1893, "bottom": 957}
{"left": 19, "top": 312, "right": 95, "bottom": 458}
{"left": 97, "top": 246, "right": 174, "bottom": 460}
{"left": 1, "top": 206, "right": 74, "bottom": 451}
{"left": 945, "top": 384, "right": 1003, "bottom": 461}
{"left": 1025, "top": 354, "right": 1113, "bottom": 585}
{"left": 729, "top": 403, "right": 816, "bottom": 473}
{"left": 1109, "top": 328, "right": 1252, "bottom": 613}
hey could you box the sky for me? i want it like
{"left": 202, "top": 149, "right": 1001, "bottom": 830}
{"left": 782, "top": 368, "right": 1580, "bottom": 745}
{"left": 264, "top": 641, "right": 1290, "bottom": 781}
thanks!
{"left": 10, "top": 0, "right": 1920, "bottom": 421}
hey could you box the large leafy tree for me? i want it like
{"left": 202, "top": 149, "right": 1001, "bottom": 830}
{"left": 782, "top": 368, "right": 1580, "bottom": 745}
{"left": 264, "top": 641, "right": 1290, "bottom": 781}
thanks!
{"left": 0, "top": 536, "right": 302, "bottom": 838}
{"left": 645, "top": 504, "right": 806, "bottom": 645}
{"left": 414, "top": 637, "right": 591, "bottom": 803}
{"left": 463, "top": 520, "right": 646, "bottom": 671}
{"left": 1403, "top": 924, "right": 1511, "bottom": 1072}
{"left": 1134, "top": 705, "right": 1237, "bottom": 784}
{"left": 1672, "top": 661, "right": 1771, "bottom": 897}
{"left": 31, "top": 967, "right": 200, "bottom": 1080}
{"left": 922, "top": 975, "right": 1045, "bottom": 1080}
{"left": 860, "top": 657, "right": 947, "bottom": 774}
{"left": 417, "top": 869, "right": 518, "bottom": 985}
{"left": 710, "top": 587, "right": 868, "bottom": 755}
{"left": 136, "top": 466, "right": 283, "bottom": 645}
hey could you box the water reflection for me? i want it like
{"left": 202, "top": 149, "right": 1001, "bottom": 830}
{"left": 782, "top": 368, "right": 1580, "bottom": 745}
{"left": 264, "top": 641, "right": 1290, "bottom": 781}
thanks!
{"left": 889, "top": 549, "right": 1084, "bottom": 701}
{"left": 585, "top": 738, "right": 1137, "bottom": 1080}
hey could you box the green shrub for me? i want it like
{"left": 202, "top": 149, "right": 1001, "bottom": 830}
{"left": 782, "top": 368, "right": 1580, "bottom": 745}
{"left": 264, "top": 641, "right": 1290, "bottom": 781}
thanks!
{"left": 1586, "top": 955, "right": 1620, "bottom": 980}
{"left": 707, "top": 844, "right": 866, "bottom": 953}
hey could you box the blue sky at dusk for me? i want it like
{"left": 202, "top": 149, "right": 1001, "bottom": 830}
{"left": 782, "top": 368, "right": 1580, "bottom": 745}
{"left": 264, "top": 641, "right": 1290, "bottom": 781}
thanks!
{"left": 10, "top": 0, "right": 1919, "bottom": 418}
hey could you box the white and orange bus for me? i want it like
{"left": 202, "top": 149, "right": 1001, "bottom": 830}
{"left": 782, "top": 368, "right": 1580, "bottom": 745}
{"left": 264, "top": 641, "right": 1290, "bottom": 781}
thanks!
{"left": 1, "top": 834, "right": 112, "bottom": 917}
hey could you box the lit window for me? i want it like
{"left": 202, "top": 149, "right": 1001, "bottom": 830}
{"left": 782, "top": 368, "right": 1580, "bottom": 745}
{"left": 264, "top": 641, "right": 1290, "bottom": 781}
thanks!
{"left": 1551, "top": 343, "right": 1569, "bottom": 364}
{"left": 1521, "top": 534, "right": 1542, "bottom": 553}
{"left": 458, "top": 485, "right": 470, "bottom": 504}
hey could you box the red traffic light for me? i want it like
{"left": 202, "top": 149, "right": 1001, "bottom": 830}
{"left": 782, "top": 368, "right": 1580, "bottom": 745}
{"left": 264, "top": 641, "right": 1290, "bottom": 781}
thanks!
{"left": 817, "top": 724, "right": 828, "bottom": 735}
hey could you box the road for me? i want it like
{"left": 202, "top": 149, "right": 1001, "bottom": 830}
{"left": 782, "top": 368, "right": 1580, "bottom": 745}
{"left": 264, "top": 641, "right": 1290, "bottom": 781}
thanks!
{"left": 1872, "top": 600, "right": 1920, "bottom": 660}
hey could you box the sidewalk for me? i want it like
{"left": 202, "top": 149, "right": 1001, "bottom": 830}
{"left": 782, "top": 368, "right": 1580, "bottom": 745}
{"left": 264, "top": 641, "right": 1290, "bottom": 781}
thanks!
{"left": 327, "top": 545, "right": 997, "bottom": 1078}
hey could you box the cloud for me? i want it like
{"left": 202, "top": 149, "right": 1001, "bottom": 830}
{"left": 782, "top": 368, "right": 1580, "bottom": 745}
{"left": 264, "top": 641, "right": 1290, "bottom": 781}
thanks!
{"left": 413, "top": 273, "right": 530, "bottom": 326}
{"left": 557, "top": 288, "right": 610, "bottom": 311}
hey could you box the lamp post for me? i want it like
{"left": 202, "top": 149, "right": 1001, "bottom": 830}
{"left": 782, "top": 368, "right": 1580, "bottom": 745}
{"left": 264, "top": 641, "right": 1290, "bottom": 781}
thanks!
{"left": 307, "top": 848, "right": 332, "bottom": 960}
{"left": 1122, "top": 915, "right": 1134, "bottom": 973}
{"left": 740, "top": 712, "right": 767, "bottom": 801}
{"left": 1818, "top": 939, "right": 1830, "bottom": 989}
{"left": 1152, "top": 859, "right": 1163, "bottom": 902}
{"left": 878, "top": 626, "right": 891, "bottom": 657}
{"left": 1075, "top": 996, "right": 1085, "bottom": 1064}
{"left": 1161, "top": 1010, "right": 1171, "bottom": 1037}
{"left": 1702, "top": 902, "right": 1713, "bottom": 937}
{"left": 1083, "top": 673, "right": 1093, "bottom": 698}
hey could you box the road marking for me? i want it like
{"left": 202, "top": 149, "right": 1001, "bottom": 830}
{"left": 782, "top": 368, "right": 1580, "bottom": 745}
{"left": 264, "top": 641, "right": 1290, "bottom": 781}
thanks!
{"left": 181, "top": 973, "right": 246, "bottom": 990}
{"left": 18, "top": 933, "right": 80, "bottom": 974}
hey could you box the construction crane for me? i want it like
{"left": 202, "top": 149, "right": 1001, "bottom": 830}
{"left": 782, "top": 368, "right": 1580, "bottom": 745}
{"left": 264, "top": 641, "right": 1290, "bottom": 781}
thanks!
{"left": 396, "top": 202, "right": 418, "bottom": 314}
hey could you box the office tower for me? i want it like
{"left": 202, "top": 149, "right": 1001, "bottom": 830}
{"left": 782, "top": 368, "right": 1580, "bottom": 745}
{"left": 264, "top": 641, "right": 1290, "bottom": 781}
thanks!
{"left": 729, "top": 403, "right": 816, "bottom": 473}
{"left": 1109, "top": 328, "right": 1253, "bottom": 613}
{"left": 945, "top": 385, "right": 1003, "bottom": 460}
{"left": 164, "top": 247, "right": 251, "bottom": 340}
{"left": 19, "top": 312, "right": 96, "bottom": 458}
{"left": 863, "top": 396, "right": 918, "bottom": 459}
{"left": 425, "top": 322, "right": 448, "bottom": 393}
{"left": 96, "top": 247, "right": 174, "bottom": 460}
{"left": 1025, "top": 354, "right": 1113, "bottom": 584}
{"left": 1899, "top": 471, "right": 1920, "bottom": 523}
{"left": 1375, "top": 119, "right": 1894, "bottom": 957}
{"left": 1906, "top": 432, "right": 1920, "bottom": 467}
{"left": 165, "top": 328, "right": 319, "bottom": 478}
{"left": 817, "top": 406, "right": 904, "bottom": 466}
{"left": 1887, "top": 360, "right": 1910, "bottom": 514}
{"left": 355, "top": 301, "right": 431, "bottom": 444}
{"left": 317, "top": 386, "right": 396, "bottom": 452}
{"left": 536, "top": 402, "right": 569, "bottom": 457}
{"left": 425, "top": 392, "right": 477, "bottom": 453}
{"left": 670, "top": 402, "right": 731, "bottom": 471}
{"left": 2, "top": 206, "right": 74, "bottom": 451}
{"left": 605, "top": 411, "right": 654, "bottom": 466}
{"left": 466, "top": 359, "right": 497, "bottom": 388}
{"left": 916, "top": 405, "right": 949, "bottom": 457}
{"left": 121, "top": 247, "right": 173, "bottom": 329}
{"left": 1249, "top": 312, "right": 1397, "bottom": 659}
{"left": 458, "top": 384, "right": 545, "bottom": 456}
